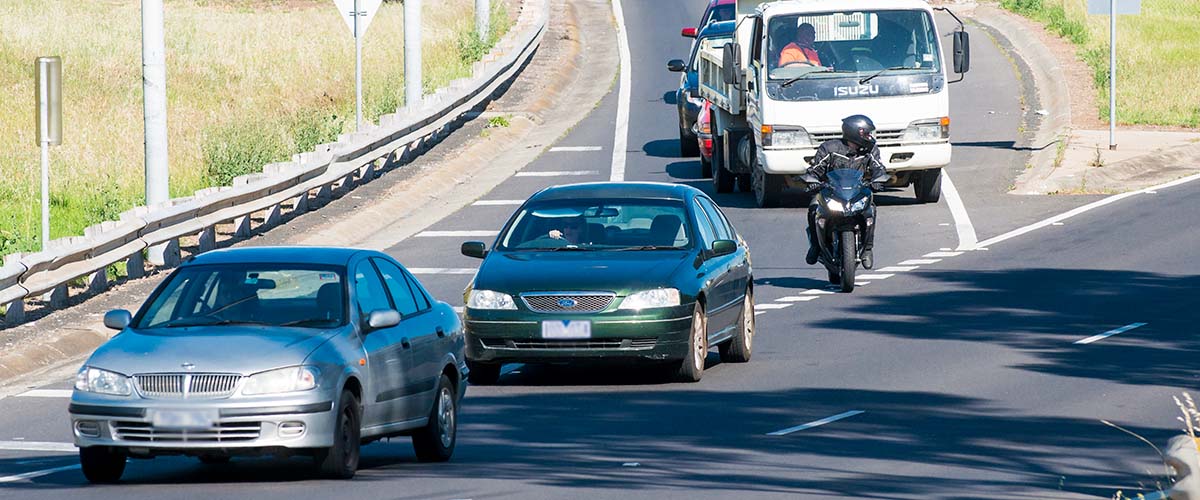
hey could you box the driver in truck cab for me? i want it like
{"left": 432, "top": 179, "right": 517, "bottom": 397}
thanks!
{"left": 802, "top": 115, "right": 887, "bottom": 269}
{"left": 775, "top": 21, "right": 821, "bottom": 67}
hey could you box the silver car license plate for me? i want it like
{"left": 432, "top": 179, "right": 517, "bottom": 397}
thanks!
{"left": 541, "top": 320, "right": 591, "bottom": 339}
{"left": 150, "top": 409, "right": 217, "bottom": 430}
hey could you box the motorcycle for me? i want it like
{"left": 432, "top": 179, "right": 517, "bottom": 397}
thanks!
{"left": 800, "top": 168, "right": 889, "bottom": 293}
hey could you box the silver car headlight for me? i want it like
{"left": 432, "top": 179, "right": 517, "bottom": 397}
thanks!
{"left": 619, "top": 288, "right": 681, "bottom": 310}
{"left": 241, "top": 366, "right": 319, "bottom": 396}
{"left": 467, "top": 290, "right": 517, "bottom": 310}
{"left": 74, "top": 366, "right": 132, "bottom": 396}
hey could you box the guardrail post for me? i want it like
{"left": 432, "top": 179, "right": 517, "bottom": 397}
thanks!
{"left": 262, "top": 203, "right": 282, "bottom": 230}
{"left": 315, "top": 183, "right": 333, "bottom": 203}
{"left": 197, "top": 225, "right": 216, "bottom": 253}
{"left": 293, "top": 192, "right": 309, "bottom": 214}
{"left": 3, "top": 299, "right": 25, "bottom": 326}
{"left": 233, "top": 215, "right": 252, "bottom": 237}
{"left": 126, "top": 250, "right": 145, "bottom": 279}
{"left": 87, "top": 269, "right": 108, "bottom": 294}
{"left": 150, "top": 238, "right": 180, "bottom": 267}
{"left": 336, "top": 173, "right": 355, "bottom": 196}
{"left": 43, "top": 283, "right": 68, "bottom": 308}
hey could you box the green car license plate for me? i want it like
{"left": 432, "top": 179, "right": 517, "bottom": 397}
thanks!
{"left": 541, "top": 320, "right": 591, "bottom": 339}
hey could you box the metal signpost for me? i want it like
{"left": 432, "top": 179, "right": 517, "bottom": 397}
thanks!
{"left": 35, "top": 57, "right": 62, "bottom": 251}
{"left": 333, "top": 0, "right": 382, "bottom": 130}
{"left": 1088, "top": 0, "right": 1141, "bottom": 150}
{"left": 403, "top": 0, "right": 421, "bottom": 111}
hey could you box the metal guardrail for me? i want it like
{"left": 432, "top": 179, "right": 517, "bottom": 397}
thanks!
{"left": 0, "top": 0, "right": 548, "bottom": 326}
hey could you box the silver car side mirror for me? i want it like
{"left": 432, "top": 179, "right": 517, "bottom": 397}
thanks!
{"left": 103, "top": 309, "right": 132, "bottom": 330}
{"left": 367, "top": 309, "right": 401, "bottom": 330}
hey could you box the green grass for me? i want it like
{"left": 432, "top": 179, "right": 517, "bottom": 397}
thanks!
{"left": 1000, "top": 0, "right": 1200, "bottom": 128}
{"left": 0, "top": 0, "right": 512, "bottom": 257}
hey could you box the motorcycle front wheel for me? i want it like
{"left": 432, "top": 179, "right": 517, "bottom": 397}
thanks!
{"left": 839, "top": 230, "right": 856, "bottom": 293}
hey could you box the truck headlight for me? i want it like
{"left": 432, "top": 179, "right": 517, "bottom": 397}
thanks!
{"left": 762, "top": 125, "right": 813, "bottom": 149}
{"left": 242, "top": 366, "right": 319, "bottom": 396}
{"left": 619, "top": 288, "right": 681, "bottom": 310}
{"left": 74, "top": 366, "right": 132, "bottom": 396}
{"left": 902, "top": 117, "right": 950, "bottom": 143}
{"left": 467, "top": 290, "right": 517, "bottom": 310}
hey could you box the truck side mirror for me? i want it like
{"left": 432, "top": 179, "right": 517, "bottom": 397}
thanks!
{"left": 721, "top": 43, "right": 742, "bottom": 85}
{"left": 953, "top": 31, "right": 970, "bottom": 74}
{"left": 667, "top": 59, "right": 686, "bottom": 72}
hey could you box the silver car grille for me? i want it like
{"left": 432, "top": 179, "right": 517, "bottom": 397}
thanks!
{"left": 134, "top": 373, "right": 241, "bottom": 399}
{"left": 113, "top": 421, "right": 261, "bottom": 443}
{"left": 521, "top": 293, "right": 615, "bottom": 313}
{"left": 811, "top": 128, "right": 904, "bottom": 146}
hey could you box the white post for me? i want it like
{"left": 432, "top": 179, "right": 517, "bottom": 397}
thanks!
{"left": 1108, "top": 0, "right": 1116, "bottom": 150}
{"left": 142, "top": 0, "right": 172, "bottom": 264}
{"left": 404, "top": 0, "right": 422, "bottom": 108}
{"left": 40, "top": 143, "right": 49, "bottom": 249}
{"left": 475, "top": 0, "right": 489, "bottom": 40}
{"left": 35, "top": 56, "right": 61, "bottom": 252}
{"left": 354, "top": 0, "right": 362, "bottom": 130}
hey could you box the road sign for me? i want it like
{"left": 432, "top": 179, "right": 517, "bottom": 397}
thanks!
{"left": 1088, "top": 0, "right": 1140, "bottom": 15}
{"left": 333, "top": 0, "right": 382, "bottom": 38}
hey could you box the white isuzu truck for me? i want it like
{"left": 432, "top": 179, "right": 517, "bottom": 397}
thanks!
{"left": 698, "top": 0, "right": 970, "bottom": 207}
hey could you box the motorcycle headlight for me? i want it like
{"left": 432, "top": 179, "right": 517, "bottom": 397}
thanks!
{"left": 902, "top": 118, "right": 950, "bottom": 143}
{"left": 467, "top": 289, "right": 517, "bottom": 310}
{"left": 619, "top": 288, "right": 681, "bottom": 310}
{"left": 762, "top": 125, "right": 813, "bottom": 149}
{"left": 241, "top": 366, "right": 319, "bottom": 396}
{"left": 848, "top": 196, "right": 870, "bottom": 212}
{"left": 74, "top": 366, "right": 132, "bottom": 396}
{"left": 824, "top": 198, "right": 845, "bottom": 212}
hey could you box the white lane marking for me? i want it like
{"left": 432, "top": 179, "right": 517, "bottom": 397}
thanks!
{"left": 415, "top": 230, "right": 500, "bottom": 237}
{"left": 801, "top": 289, "right": 836, "bottom": 295}
{"left": 775, "top": 296, "right": 819, "bottom": 303}
{"left": 471, "top": 199, "right": 524, "bottom": 206}
{"left": 754, "top": 311, "right": 767, "bottom": 316}
{"left": 856, "top": 274, "right": 895, "bottom": 280}
{"left": 939, "top": 171, "right": 979, "bottom": 251}
{"left": 875, "top": 266, "right": 918, "bottom": 273}
{"left": 549, "top": 146, "right": 602, "bottom": 152}
{"left": 407, "top": 268, "right": 477, "bottom": 275}
{"left": 1051, "top": 222, "right": 1064, "bottom": 226}
{"left": 755, "top": 303, "right": 793, "bottom": 310}
{"left": 0, "top": 464, "right": 81, "bottom": 484}
{"left": 610, "top": 0, "right": 631, "bottom": 182}
{"left": 977, "top": 172, "right": 1200, "bottom": 249}
{"left": 0, "top": 441, "right": 76, "bottom": 453}
{"left": 767, "top": 410, "right": 865, "bottom": 436}
{"left": 514, "top": 170, "right": 601, "bottom": 177}
{"left": 17, "top": 389, "right": 72, "bottom": 398}
{"left": 453, "top": 306, "right": 464, "bottom": 314}
{"left": 899, "top": 259, "right": 941, "bottom": 265}
{"left": 924, "top": 251, "right": 963, "bottom": 258}
{"left": 854, "top": 281, "right": 871, "bottom": 286}
{"left": 1075, "top": 322, "right": 1148, "bottom": 345}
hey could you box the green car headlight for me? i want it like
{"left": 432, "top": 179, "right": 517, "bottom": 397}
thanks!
{"left": 619, "top": 288, "right": 681, "bottom": 310}
{"left": 467, "top": 289, "right": 517, "bottom": 310}
{"left": 74, "top": 366, "right": 132, "bottom": 396}
{"left": 242, "top": 366, "right": 319, "bottom": 396}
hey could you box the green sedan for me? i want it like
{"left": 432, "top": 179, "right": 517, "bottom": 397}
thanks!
{"left": 460, "top": 182, "right": 755, "bottom": 383}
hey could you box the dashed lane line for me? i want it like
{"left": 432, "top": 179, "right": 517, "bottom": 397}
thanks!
{"left": 515, "top": 170, "right": 601, "bottom": 177}
{"left": 923, "top": 251, "right": 963, "bottom": 258}
{"left": 855, "top": 274, "right": 895, "bottom": 280}
{"left": 548, "top": 146, "right": 602, "bottom": 152}
{"left": 801, "top": 289, "right": 836, "bottom": 295}
{"left": 415, "top": 230, "right": 500, "bottom": 237}
{"left": 755, "top": 303, "right": 793, "bottom": 310}
{"left": 899, "top": 259, "right": 941, "bottom": 265}
{"left": 1075, "top": 323, "right": 1148, "bottom": 345}
{"left": 775, "top": 296, "right": 819, "bottom": 303}
{"left": 875, "top": 266, "right": 918, "bottom": 273}
{"left": 767, "top": 410, "right": 865, "bottom": 436}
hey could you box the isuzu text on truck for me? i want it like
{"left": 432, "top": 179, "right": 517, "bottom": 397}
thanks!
{"left": 697, "top": 0, "right": 970, "bottom": 207}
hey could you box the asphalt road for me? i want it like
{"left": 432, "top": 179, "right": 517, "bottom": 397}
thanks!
{"left": 1, "top": 1, "right": 1196, "bottom": 498}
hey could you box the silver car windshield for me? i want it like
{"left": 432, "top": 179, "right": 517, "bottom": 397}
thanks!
{"left": 499, "top": 199, "right": 691, "bottom": 251}
{"left": 137, "top": 264, "right": 347, "bottom": 329}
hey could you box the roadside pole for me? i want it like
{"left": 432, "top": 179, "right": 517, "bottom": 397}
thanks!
{"left": 405, "top": 0, "right": 422, "bottom": 109}
{"left": 1088, "top": 0, "right": 1140, "bottom": 151}
{"left": 35, "top": 57, "right": 62, "bottom": 251}
{"left": 333, "top": 0, "right": 380, "bottom": 131}
{"left": 476, "top": 0, "right": 489, "bottom": 40}
{"left": 142, "top": 0, "right": 171, "bottom": 265}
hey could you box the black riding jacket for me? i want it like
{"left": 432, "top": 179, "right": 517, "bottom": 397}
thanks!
{"left": 808, "top": 139, "right": 887, "bottom": 182}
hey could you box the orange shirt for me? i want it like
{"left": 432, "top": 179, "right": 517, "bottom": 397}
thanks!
{"left": 779, "top": 42, "right": 820, "bottom": 67}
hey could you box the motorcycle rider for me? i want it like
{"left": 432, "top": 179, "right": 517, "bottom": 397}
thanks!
{"left": 802, "top": 115, "right": 888, "bottom": 269}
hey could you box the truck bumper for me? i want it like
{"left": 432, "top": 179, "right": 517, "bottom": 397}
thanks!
{"left": 759, "top": 142, "right": 952, "bottom": 175}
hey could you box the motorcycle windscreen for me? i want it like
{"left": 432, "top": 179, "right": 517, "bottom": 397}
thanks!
{"left": 826, "top": 169, "right": 867, "bottom": 201}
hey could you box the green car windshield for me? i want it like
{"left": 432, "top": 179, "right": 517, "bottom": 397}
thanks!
{"left": 499, "top": 199, "right": 692, "bottom": 251}
{"left": 137, "top": 264, "right": 347, "bottom": 330}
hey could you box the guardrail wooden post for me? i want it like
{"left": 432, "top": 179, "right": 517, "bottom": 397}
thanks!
{"left": 293, "top": 192, "right": 309, "bottom": 214}
{"left": 126, "top": 250, "right": 145, "bottom": 279}
{"left": 198, "top": 225, "right": 216, "bottom": 253}
{"left": 233, "top": 215, "right": 252, "bottom": 238}
{"left": 87, "top": 269, "right": 108, "bottom": 294}
{"left": 151, "top": 238, "right": 180, "bottom": 267}
{"left": 3, "top": 299, "right": 25, "bottom": 326}
{"left": 43, "top": 283, "right": 68, "bottom": 308}
{"left": 262, "top": 203, "right": 282, "bottom": 230}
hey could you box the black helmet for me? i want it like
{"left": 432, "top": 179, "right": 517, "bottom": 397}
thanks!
{"left": 841, "top": 115, "right": 876, "bottom": 151}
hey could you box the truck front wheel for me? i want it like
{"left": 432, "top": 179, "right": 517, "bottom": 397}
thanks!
{"left": 752, "top": 164, "right": 783, "bottom": 208}
{"left": 914, "top": 168, "right": 942, "bottom": 203}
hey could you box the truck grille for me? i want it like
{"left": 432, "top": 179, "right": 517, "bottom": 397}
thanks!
{"left": 811, "top": 128, "right": 904, "bottom": 146}
{"left": 113, "top": 421, "right": 261, "bottom": 443}
{"left": 480, "top": 338, "right": 657, "bottom": 350}
{"left": 521, "top": 293, "right": 614, "bottom": 313}
{"left": 134, "top": 373, "right": 241, "bottom": 399}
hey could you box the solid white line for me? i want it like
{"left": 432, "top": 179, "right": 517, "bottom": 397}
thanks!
{"left": 1075, "top": 322, "right": 1148, "bottom": 345}
{"left": 899, "top": 259, "right": 941, "bottom": 265}
{"left": 415, "top": 230, "right": 499, "bottom": 237}
{"left": 610, "top": 0, "right": 631, "bottom": 182}
{"left": 549, "top": 146, "right": 602, "bottom": 152}
{"left": 755, "top": 303, "right": 793, "bottom": 310}
{"left": 801, "top": 289, "right": 836, "bottom": 295}
{"left": 767, "top": 410, "right": 865, "bottom": 436}
{"left": 855, "top": 274, "right": 895, "bottom": 280}
{"left": 0, "top": 441, "right": 76, "bottom": 453}
{"left": 977, "top": 172, "right": 1200, "bottom": 249}
{"left": 775, "top": 296, "right": 819, "bottom": 303}
{"left": 17, "top": 389, "right": 72, "bottom": 398}
{"left": 453, "top": 306, "right": 464, "bottom": 314}
{"left": 0, "top": 464, "right": 80, "bottom": 484}
{"left": 854, "top": 281, "right": 871, "bottom": 286}
{"left": 514, "top": 170, "right": 601, "bottom": 177}
{"left": 923, "top": 251, "right": 963, "bottom": 258}
{"left": 939, "top": 171, "right": 979, "bottom": 251}
{"left": 471, "top": 200, "right": 524, "bottom": 206}
{"left": 407, "top": 268, "right": 477, "bottom": 275}
{"left": 875, "top": 266, "right": 918, "bottom": 273}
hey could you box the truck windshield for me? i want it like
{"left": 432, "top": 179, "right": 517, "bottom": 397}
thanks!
{"left": 766, "top": 10, "right": 941, "bottom": 80}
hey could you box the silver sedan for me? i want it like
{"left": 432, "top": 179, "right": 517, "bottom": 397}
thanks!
{"left": 69, "top": 246, "right": 467, "bottom": 482}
